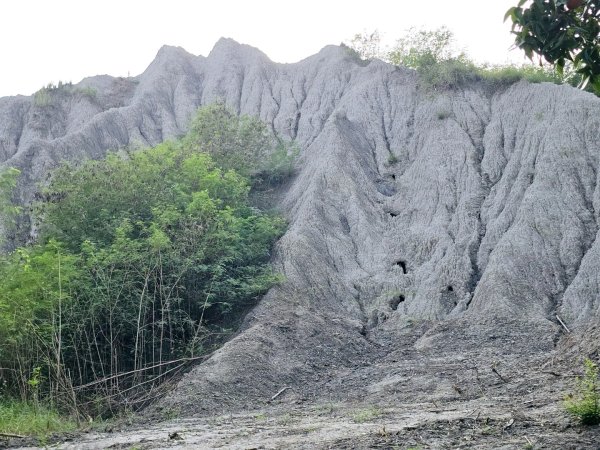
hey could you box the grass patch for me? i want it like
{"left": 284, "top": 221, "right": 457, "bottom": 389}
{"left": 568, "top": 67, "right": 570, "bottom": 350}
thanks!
{"left": 0, "top": 400, "right": 77, "bottom": 436}
{"left": 254, "top": 412, "right": 268, "bottom": 422}
{"left": 564, "top": 358, "right": 600, "bottom": 425}
{"left": 351, "top": 406, "right": 383, "bottom": 423}
{"left": 386, "top": 153, "right": 399, "bottom": 166}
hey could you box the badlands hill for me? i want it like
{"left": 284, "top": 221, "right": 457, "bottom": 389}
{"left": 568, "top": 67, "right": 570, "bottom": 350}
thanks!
{"left": 1, "top": 39, "right": 600, "bottom": 448}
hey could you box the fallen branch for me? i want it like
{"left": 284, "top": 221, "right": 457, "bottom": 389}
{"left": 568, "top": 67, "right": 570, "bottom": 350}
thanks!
{"left": 80, "top": 362, "right": 186, "bottom": 405}
{"left": 541, "top": 370, "right": 578, "bottom": 378}
{"left": 73, "top": 356, "right": 206, "bottom": 391}
{"left": 491, "top": 366, "right": 508, "bottom": 383}
{"left": 467, "top": 408, "right": 480, "bottom": 417}
{"left": 556, "top": 315, "right": 571, "bottom": 333}
{"left": 268, "top": 386, "right": 290, "bottom": 403}
{"left": 0, "top": 432, "right": 26, "bottom": 438}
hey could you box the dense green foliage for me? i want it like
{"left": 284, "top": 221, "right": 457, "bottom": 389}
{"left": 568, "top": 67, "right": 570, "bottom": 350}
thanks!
{"left": 346, "top": 27, "right": 582, "bottom": 91}
{"left": 565, "top": 358, "right": 600, "bottom": 425}
{"left": 0, "top": 167, "right": 21, "bottom": 245}
{"left": 0, "top": 105, "right": 290, "bottom": 417}
{"left": 506, "top": 0, "right": 600, "bottom": 93}
{"left": 185, "top": 103, "right": 297, "bottom": 183}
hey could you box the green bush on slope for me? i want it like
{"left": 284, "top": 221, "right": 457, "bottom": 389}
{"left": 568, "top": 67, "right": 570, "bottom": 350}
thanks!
{"left": 0, "top": 104, "right": 292, "bottom": 417}
{"left": 565, "top": 358, "right": 600, "bottom": 425}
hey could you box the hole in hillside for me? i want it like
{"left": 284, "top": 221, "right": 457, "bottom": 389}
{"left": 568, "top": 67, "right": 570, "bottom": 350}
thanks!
{"left": 388, "top": 211, "right": 398, "bottom": 218}
{"left": 339, "top": 215, "right": 350, "bottom": 234}
{"left": 447, "top": 285, "right": 454, "bottom": 292}
{"left": 390, "top": 174, "right": 396, "bottom": 181}
{"left": 390, "top": 295, "right": 405, "bottom": 311}
{"left": 376, "top": 180, "right": 396, "bottom": 197}
{"left": 395, "top": 260, "right": 407, "bottom": 274}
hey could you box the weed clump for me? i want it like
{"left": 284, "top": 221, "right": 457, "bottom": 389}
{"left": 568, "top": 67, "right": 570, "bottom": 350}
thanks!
{"left": 564, "top": 358, "right": 600, "bottom": 425}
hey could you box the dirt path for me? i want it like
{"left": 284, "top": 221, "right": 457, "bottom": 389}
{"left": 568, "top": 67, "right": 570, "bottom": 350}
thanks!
{"left": 7, "top": 398, "right": 598, "bottom": 449}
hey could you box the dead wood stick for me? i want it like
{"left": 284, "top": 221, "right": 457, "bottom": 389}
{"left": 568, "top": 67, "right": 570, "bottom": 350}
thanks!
{"left": 268, "top": 386, "right": 290, "bottom": 402}
{"left": 541, "top": 370, "right": 578, "bottom": 377}
{"left": 0, "top": 432, "right": 26, "bottom": 438}
{"left": 80, "top": 362, "right": 186, "bottom": 405}
{"left": 73, "top": 355, "right": 206, "bottom": 390}
{"left": 556, "top": 315, "right": 571, "bottom": 333}
{"left": 467, "top": 408, "right": 480, "bottom": 417}
{"left": 491, "top": 367, "right": 508, "bottom": 383}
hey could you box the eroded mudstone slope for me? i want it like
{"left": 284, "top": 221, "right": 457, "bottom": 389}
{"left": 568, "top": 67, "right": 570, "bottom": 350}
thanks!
{"left": 1, "top": 39, "right": 600, "bottom": 419}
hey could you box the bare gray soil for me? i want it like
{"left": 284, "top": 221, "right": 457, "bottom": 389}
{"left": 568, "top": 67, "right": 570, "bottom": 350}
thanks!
{"left": 6, "top": 321, "right": 600, "bottom": 449}
{"left": 2, "top": 39, "right": 600, "bottom": 449}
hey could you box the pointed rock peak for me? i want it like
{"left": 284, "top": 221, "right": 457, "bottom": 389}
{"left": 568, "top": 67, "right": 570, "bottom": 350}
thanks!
{"left": 154, "top": 45, "right": 195, "bottom": 62}
{"left": 295, "top": 44, "right": 354, "bottom": 66}
{"left": 211, "top": 37, "right": 242, "bottom": 52}
{"left": 317, "top": 44, "right": 347, "bottom": 58}
{"left": 208, "top": 37, "right": 270, "bottom": 63}
{"left": 139, "top": 45, "right": 199, "bottom": 81}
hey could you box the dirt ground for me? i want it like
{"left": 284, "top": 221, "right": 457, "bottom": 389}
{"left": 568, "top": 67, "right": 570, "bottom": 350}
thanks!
{"left": 4, "top": 398, "right": 599, "bottom": 449}
{"left": 4, "top": 319, "right": 600, "bottom": 449}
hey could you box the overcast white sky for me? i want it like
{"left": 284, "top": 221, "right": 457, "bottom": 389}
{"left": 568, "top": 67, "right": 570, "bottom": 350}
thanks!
{"left": 0, "top": 0, "right": 529, "bottom": 98}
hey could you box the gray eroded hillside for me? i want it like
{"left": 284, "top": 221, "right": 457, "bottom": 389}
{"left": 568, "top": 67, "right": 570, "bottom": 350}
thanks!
{"left": 1, "top": 39, "right": 600, "bottom": 428}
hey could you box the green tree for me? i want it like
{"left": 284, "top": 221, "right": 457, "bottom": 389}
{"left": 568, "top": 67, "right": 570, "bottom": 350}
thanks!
{"left": 348, "top": 30, "right": 382, "bottom": 61}
{"left": 506, "top": 0, "right": 600, "bottom": 92}
{"left": 387, "top": 27, "right": 459, "bottom": 68}
{"left": 386, "top": 27, "right": 478, "bottom": 89}
{"left": 0, "top": 106, "right": 288, "bottom": 414}
{"left": 184, "top": 103, "right": 297, "bottom": 182}
{"left": 0, "top": 241, "right": 82, "bottom": 400}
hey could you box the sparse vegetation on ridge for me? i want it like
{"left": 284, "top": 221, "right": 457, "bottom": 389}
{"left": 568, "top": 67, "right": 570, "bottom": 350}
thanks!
{"left": 346, "top": 27, "right": 591, "bottom": 92}
{"left": 33, "top": 81, "right": 97, "bottom": 107}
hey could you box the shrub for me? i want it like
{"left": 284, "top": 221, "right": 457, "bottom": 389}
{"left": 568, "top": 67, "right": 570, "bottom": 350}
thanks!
{"left": 0, "top": 167, "right": 21, "bottom": 246}
{"left": 345, "top": 30, "right": 381, "bottom": 62}
{"left": 33, "top": 89, "right": 52, "bottom": 107}
{"left": 0, "top": 106, "right": 288, "bottom": 414}
{"left": 386, "top": 154, "right": 399, "bottom": 166}
{"left": 385, "top": 27, "right": 479, "bottom": 90}
{"left": 351, "top": 406, "right": 383, "bottom": 423}
{"left": 477, "top": 63, "right": 574, "bottom": 88}
{"left": 347, "top": 27, "right": 583, "bottom": 93}
{"left": 564, "top": 358, "right": 600, "bottom": 425}
{"left": 437, "top": 110, "right": 452, "bottom": 120}
{"left": 74, "top": 86, "right": 98, "bottom": 100}
{"left": 185, "top": 103, "right": 297, "bottom": 182}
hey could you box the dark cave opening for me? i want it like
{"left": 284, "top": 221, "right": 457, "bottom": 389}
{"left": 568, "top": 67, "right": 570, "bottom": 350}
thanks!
{"left": 395, "top": 260, "right": 407, "bottom": 274}
{"left": 390, "top": 294, "right": 405, "bottom": 311}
